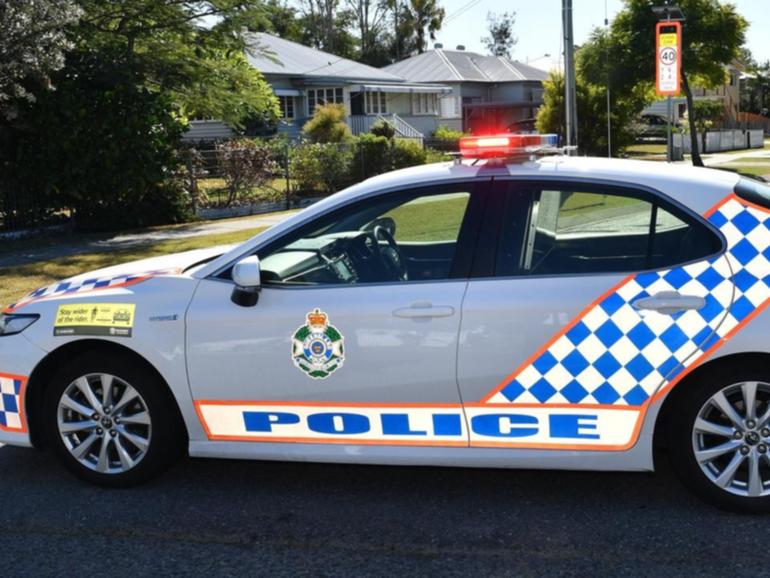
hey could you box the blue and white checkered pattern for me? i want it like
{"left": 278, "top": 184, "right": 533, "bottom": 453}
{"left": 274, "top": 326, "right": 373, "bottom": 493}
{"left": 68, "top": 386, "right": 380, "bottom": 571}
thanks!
{"left": 0, "top": 376, "right": 23, "bottom": 431}
{"left": 7, "top": 268, "right": 176, "bottom": 312}
{"left": 488, "top": 197, "right": 770, "bottom": 407}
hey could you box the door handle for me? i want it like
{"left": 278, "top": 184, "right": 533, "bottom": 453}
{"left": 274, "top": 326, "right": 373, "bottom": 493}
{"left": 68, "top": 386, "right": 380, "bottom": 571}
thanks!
{"left": 393, "top": 302, "right": 455, "bottom": 318}
{"left": 632, "top": 291, "right": 705, "bottom": 315}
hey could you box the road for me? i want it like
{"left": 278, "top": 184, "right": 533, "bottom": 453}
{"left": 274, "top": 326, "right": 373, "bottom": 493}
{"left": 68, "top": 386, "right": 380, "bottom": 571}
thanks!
{"left": 1, "top": 446, "right": 768, "bottom": 577}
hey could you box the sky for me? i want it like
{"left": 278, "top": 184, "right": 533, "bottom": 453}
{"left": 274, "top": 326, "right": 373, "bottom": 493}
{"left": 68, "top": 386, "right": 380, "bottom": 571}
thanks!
{"left": 432, "top": 0, "right": 770, "bottom": 65}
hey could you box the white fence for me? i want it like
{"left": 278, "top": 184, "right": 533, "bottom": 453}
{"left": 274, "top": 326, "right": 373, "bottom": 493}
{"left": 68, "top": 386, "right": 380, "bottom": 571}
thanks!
{"left": 673, "top": 129, "right": 764, "bottom": 154}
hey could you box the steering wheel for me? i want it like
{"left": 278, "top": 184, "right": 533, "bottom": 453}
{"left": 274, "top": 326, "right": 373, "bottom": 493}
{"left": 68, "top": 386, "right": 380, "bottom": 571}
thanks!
{"left": 373, "top": 225, "right": 408, "bottom": 281}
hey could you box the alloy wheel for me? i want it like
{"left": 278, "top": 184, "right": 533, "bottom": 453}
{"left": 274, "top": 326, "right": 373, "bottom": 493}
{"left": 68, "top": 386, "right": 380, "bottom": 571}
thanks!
{"left": 692, "top": 381, "right": 770, "bottom": 497}
{"left": 57, "top": 373, "right": 152, "bottom": 474}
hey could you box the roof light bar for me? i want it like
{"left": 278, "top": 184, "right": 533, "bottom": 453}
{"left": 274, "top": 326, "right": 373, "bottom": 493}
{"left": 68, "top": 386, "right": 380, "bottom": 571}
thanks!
{"left": 459, "top": 134, "right": 560, "bottom": 159}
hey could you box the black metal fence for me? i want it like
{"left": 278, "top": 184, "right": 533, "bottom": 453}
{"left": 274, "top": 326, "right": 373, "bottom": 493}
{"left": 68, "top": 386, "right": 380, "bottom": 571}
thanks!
{"left": 0, "top": 136, "right": 461, "bottom": 235}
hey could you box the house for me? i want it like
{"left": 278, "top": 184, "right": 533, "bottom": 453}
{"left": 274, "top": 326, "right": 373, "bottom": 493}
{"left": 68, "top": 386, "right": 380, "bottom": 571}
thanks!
{"left": 383, "top": 44, "right": 549, "bottom": 134}
{"left": 184, "top": 33, "right": 451, "bottom": 142}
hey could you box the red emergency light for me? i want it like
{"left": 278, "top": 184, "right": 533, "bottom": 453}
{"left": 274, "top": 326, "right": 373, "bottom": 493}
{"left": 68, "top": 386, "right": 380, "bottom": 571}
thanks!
{"left": 458, "top": 134, "right": 559, "bottom": 159}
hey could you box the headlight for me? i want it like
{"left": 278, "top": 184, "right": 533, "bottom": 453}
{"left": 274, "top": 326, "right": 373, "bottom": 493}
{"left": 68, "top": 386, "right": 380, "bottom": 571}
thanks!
{"left": 0, "top": 313, "right": 39, "bottom": 336}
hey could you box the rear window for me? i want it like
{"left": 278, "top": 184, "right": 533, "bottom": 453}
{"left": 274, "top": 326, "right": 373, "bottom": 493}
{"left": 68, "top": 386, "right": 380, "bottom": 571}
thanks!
{"left": 736, "top": 177, "right": 770, "bottom": 208}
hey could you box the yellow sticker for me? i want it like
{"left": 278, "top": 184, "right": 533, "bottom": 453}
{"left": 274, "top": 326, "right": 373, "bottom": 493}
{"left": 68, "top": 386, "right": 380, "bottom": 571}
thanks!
{"left": 54, "top": 303, "right": 136, "bottom": 337}
{"left": 659, "top": 33, "right": 677, "bottom": 48}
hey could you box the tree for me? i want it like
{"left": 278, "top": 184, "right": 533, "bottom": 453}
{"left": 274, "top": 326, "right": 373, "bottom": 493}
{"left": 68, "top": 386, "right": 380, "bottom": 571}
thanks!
{"left": 536, "top": 70, "right": 639, "bottom": 157}
{"left": 74, "top": 0, "right": 279, "bottom": 128}
{"left": 299, "top": 0, "right": 358, "bottom": 58}
{"left": 0, "top": 0, "right": 81, "bottom": 120}
{"left": 12, "top": 48, "right": 189, "bottom": 230}
{"left": 482, "top": 11, "right": 517, "bottom": 59}
{"left": 348, "top": 0, "right": 392, "bottom": 66}
{"left": 406, "top": 0, "right": 445, "bottom": 54}
{"left": 581, "top": 0, "right": 747, "bottom": 166}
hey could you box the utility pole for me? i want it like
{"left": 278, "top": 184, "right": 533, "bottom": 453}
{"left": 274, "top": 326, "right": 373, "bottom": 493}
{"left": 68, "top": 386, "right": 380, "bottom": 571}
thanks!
{"left": 605, "top": 0, "right": 612, "bottom": 157}
{"left": 562, "top": 0, "right": 577, "bottom": 154}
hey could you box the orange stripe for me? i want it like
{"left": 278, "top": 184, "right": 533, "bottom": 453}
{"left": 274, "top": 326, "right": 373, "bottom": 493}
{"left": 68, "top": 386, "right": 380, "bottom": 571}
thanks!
{"left": 201, "top": 434, "right": 467, "bottom": 447}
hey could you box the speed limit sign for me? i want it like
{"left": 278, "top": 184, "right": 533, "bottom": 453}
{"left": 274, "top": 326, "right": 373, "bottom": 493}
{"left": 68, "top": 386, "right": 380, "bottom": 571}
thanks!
{"left": 656, "top": 21, "right": 681, "bottom": 95}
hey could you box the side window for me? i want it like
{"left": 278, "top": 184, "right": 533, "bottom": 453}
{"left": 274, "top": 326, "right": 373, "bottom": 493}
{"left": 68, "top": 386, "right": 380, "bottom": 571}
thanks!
{"left": 496, "top": 186, "right": 722, "bottom": 276}
{"left": 257, "top": 189, "right": 472, "bottom": 286}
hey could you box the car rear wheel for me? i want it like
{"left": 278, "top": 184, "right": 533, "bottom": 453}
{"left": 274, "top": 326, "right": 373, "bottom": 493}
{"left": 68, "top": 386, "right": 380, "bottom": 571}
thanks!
{"left": 668, "top": 363, "right": 770, "bottom": 513}
{"left": 44, "top": 353, "right": 183, "bottom": 487}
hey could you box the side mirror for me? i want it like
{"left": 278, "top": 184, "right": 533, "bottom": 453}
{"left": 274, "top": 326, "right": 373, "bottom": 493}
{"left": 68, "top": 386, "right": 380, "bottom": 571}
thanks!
{"left": 231, "top": 255, "right": 262, "bottom": 307}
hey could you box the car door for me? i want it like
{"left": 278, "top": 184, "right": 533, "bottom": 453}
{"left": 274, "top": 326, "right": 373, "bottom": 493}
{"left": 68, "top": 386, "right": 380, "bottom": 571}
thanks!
{"left": 186, "top": 181, "right": 487, "bottom": 447}
{"left": 457, "top": 179, "right": 730, "bottom": 450}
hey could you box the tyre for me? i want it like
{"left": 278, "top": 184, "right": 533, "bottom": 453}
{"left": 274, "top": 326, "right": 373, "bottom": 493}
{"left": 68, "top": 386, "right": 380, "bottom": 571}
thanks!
{"left": 43, "top": 352, "right": 184, "bottom": 487}
{"left": 668, "top": 361, "right": 770, "bottom": 513}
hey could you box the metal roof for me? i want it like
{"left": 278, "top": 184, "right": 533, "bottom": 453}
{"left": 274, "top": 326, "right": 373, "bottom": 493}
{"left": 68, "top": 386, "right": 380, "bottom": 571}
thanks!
{"left": 383, "top": 49, "right": 549, "bottom": 83}
{"left": 246, "top": 33, "right": 405, "bottom": 83}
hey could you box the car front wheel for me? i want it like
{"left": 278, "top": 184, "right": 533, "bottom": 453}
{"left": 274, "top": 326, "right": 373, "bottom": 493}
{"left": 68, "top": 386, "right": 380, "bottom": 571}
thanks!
{"left": 44, "top": 353, "right": 183, "bottom": 487}
{"left": 668, "top": 363, "right": 770, "bottom": 513}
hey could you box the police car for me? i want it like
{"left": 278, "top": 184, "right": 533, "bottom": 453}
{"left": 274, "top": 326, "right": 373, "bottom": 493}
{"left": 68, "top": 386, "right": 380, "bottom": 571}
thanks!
{"left": 3, "top": 134, "right": 770, "bottom": 512}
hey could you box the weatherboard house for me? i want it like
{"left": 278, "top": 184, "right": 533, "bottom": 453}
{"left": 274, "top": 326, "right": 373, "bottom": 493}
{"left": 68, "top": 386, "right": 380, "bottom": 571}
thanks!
{"left": 186, "top": 33, "right": 451, "bottom": 141}
{"left": 383, "top": 44, "right": 549, "bottom": 134}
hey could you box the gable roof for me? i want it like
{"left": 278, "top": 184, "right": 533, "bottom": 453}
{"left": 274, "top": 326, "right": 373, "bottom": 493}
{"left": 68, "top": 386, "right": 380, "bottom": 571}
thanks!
{"left": 246, "top": 33, "right": 405, "bottom": 83}
{"left": 383, "top": 49, "right": 549, "bottom": 83}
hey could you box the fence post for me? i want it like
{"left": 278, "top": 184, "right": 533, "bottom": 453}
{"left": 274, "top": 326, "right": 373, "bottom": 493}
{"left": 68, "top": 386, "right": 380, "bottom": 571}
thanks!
{"left": 186, "top": 152, "right": 198, "bottom": 216}
{"left": 284, "top": 142, "right": 291, "bottom": 211}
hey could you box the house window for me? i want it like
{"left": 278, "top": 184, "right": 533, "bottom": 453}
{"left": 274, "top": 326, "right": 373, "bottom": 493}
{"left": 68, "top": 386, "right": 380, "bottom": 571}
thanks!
{"left": 412, "top": 93, "right": 438, "bottom": 115}
{"left": 278, "top": 96, "right": 295, "bottom": 119}
{"left": 365, "top": 91, "right": 388, "bottom": 115}
{"left": 440, "top": 96, "right": 461, "bottom": 119}
{"left": 307, "top": 87, "right": 345, "bottom": 116}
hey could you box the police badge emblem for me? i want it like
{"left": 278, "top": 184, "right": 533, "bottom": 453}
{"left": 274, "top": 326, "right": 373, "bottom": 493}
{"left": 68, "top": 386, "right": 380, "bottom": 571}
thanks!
{"left": 291, "top": 309, "right": 345, "bottom": 379}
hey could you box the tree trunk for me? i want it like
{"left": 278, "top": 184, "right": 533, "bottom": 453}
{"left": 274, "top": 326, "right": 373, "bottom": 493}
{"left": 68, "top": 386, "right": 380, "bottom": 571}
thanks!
{"left": 681, "top": 70, "right": 704, "bottom": 167}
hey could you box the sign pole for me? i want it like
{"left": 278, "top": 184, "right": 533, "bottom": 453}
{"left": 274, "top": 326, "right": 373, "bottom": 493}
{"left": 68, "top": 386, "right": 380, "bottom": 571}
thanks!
{"left": 655, "top": 19, "right": 682, "bottom": 162}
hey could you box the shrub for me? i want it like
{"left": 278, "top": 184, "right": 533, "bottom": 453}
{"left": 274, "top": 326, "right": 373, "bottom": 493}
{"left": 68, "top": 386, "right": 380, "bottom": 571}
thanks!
{"left": 216, "top": 139, "right": 275, "bottom": 205}
{"left": 392, "top": 138, "right": 427, "bottom": 169}
{"left": 302, "top": 104, "right": 352, "bottom": 143}
{"left": 291, "top": 142, "right": 353, "bottom": 195}
{"left": 433, "top": 125, "right": 465, "bottom": 140}
{"left": 370, "top": 119, "right": 396, "bottom": 140}
{"left": 425, "top": 148, "right": 454, "bottom": 163}
{"left": 352, "top": 134, "right": 392, "bottom": 181}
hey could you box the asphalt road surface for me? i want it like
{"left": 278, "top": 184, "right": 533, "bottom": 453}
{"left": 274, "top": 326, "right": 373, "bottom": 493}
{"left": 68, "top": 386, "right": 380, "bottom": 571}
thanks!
{"left": 1, "top": 445, "right": 767, "bottom": 577}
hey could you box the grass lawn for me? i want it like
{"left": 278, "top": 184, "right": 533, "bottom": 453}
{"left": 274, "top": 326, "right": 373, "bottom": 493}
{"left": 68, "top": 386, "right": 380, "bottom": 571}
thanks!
{"left": 199, "top": 177, "right": 293, "bottom": 206}
{"left": 719, "top": 165, "right": 770, "bottom": 179}
{"left": 722, "top": 157, "right": 770, "bottom": 165}
{"left": 625, "top": 143, "right": 667, "bottom": 157}
{"left": 0, "top": 226, "right": 267, "bottom": 309}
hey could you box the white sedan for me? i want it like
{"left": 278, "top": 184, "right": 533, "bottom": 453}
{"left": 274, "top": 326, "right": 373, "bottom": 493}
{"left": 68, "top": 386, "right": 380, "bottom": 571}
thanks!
{"left": 2, "top": 134, "right": 770, "bottom": 512}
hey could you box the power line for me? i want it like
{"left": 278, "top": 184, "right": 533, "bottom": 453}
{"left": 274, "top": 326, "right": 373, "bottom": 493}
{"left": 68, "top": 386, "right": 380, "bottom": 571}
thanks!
{"left": 445, "top": 0, "right": 484, "bottom": 24}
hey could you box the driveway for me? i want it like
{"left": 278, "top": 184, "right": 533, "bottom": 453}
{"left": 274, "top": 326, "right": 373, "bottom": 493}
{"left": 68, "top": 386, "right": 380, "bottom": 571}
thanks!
{"left": 2, "top": 445, "right": 767, "bottom": 576}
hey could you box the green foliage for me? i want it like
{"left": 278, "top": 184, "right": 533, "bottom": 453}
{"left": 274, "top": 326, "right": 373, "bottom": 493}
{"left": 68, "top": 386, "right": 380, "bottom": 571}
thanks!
{"left": 577, "top": 0, "right": 747, "bottom": 163}
{"left": 482, "top": 11, "right": 517, "bottom": 59}
{"left": 302, "top": 104, "right": 352, "bottom": 143}
{"left": 690, "top": 99, "right": 725, "bottom": 131}
{"left": 536, "top": 70, "right": 638, "bottom": 157}
{"left": 290, "top": 143, "right": 353, "bottom": 194}
{"left": 370, "top": 119, "right": 396, "bottom": 139}
{"left": 352, "top": 134, "right": 392, "bottom": 180}
{"left": 12, "top": 50, "right": 190, "bottom": 230}
{"left": 0, "top": 0, "right": 81, "bottom": 120}
{"left": 406, "top": 0, "right": 445, "bottom": 54}
{"left": 392, "top": 138, "right": 427, "bottom": 169}
{"left": 74, "top": 0, "right": 279, "bottom": 129}
{"left": 433, "top": 125, "right": 465, "bottom": 140}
